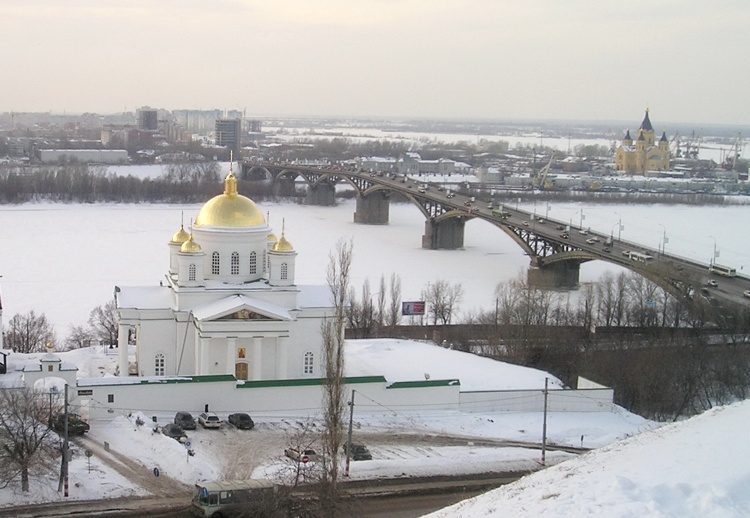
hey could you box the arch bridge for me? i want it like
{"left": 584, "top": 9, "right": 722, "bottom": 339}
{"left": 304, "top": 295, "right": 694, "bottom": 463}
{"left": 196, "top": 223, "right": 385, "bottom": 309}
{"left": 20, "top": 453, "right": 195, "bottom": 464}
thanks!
{"left": 242, "top": 162, "right": 750, "bottom": 317}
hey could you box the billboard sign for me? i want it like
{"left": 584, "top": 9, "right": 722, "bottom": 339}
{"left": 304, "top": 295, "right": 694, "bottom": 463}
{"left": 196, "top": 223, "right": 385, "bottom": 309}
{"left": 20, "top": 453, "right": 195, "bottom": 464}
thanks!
{"left": 402, "top": 301, "right": 425, "bottom": 316}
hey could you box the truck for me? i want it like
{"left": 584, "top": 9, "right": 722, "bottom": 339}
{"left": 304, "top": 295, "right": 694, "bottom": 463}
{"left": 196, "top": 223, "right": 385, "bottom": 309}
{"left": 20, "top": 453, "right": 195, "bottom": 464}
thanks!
{"left": 491, "top": 208, "right": 511, "bottom": 219}
{"left": 53, "top": 413, "right": 90, "bottom": 436}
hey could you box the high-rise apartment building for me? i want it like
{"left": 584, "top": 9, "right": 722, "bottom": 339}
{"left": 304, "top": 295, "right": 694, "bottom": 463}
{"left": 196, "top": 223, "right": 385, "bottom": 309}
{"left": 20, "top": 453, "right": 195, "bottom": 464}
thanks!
{"left": 215, "top": 118, "right": 242, "bottom": 155}
{"left": 137, "top": 107, "right": 158, "bottom": 131}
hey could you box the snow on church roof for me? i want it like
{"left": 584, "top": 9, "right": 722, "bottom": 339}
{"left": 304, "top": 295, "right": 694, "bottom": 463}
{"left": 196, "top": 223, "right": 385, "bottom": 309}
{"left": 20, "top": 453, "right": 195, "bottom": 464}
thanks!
{"left": 296, "top": 284, "right": 334, "bottom": 308}
{"left": 116, "top": 285, "right": 173, "bottom": 310}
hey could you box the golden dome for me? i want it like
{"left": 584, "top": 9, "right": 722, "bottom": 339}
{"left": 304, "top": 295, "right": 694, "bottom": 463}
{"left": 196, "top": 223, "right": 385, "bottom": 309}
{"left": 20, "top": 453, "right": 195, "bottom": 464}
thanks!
{"left": 180, "top": 235, "right": 202, "bottom": 253}
{"left": 194, "top": 172, "right": 265, "bottom": 227}
{"left": 273, "top": 234, "right": 294, "bottom": 251}
{"left": 267, "top": 232, "right": 278, "bottom": 243}
{"left": 170, "top": 225, "right": 190, "bottom": 244}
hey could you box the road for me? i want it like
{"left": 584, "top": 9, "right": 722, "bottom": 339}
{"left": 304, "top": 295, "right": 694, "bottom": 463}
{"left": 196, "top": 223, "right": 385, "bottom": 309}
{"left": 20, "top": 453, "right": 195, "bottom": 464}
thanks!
{"left": 0, "top": 474, "right": 521, "bottom": 518}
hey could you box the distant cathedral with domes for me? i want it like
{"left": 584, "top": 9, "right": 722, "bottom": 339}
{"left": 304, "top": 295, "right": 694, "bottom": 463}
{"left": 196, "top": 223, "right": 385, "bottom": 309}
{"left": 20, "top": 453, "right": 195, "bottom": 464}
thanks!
{"left": 615, "top": 109, "right": 671, "bottom": 174}
{"left": 115, "top": 164, "right": 334, "bottom": 381}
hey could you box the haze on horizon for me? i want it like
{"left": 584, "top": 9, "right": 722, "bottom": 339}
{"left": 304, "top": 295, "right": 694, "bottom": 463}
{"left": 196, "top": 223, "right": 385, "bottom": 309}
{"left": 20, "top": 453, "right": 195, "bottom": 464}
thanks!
{"left": 3, "top": 0, "right": 749, "bottom": 126}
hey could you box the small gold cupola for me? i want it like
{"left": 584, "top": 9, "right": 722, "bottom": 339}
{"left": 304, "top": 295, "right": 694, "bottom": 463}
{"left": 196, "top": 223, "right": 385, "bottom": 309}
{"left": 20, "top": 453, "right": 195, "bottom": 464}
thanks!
{"left": 170, "top": 212, "right": 190, "bottom": 243}
{"left": 180, "top": 234, "right": 202, "bottom": 253}
{"left": 273, "top": 219, "right": 294, "bottom": 251}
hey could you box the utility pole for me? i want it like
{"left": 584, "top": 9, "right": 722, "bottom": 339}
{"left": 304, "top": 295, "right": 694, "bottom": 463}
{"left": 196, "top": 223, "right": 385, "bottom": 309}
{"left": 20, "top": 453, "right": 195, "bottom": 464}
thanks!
{"left": 345, "top": 389, "right": 355, "bottom": 477}
{"left": 541, "top": 378, "right": 548, "bottom": 467}
{"left": 58, "top": 384, "right": 69, "bottom": 495}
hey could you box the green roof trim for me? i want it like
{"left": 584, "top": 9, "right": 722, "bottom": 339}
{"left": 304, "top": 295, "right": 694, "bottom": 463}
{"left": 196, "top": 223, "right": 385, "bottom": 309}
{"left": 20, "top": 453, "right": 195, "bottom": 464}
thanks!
{"left": 236, "top": 375, "right": 387, "bottom": 389}
{"left": 76, "top": 374, "right": 238, "bottom": 388}
{"left": 387, "top": 379, "right": 461, "bottom": 389}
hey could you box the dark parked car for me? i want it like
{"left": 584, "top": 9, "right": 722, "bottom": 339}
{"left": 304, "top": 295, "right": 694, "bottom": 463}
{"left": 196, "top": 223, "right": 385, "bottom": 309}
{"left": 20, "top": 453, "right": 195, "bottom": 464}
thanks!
{"left": 162, "top": 423, "right": 188, "bottom": 443}
{"left": 343, "top": 443, "right": 372, "bottom": 461}
{"left": 228, "top": 413, "right": 255, "bottom": 430}
{"left": 53, "top": 413, "right": 90, "bottom": 436}
{"left": 174, "top": 411, "right": 197, "bottom": 430}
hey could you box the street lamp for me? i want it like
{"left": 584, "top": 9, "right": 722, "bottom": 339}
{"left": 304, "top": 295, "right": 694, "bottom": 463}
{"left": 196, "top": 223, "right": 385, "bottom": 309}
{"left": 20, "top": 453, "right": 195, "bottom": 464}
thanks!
{"left": 545, "top": 202, "right": 551, "bottom": 220}
{"left": 709, "top": 235, "right": 719, "bottom": 268}
{"left": 614, "top": 212, "right": 624, "bottom": 241}
{"left": 658, "top": 224, "right": 669, "bottom": 255}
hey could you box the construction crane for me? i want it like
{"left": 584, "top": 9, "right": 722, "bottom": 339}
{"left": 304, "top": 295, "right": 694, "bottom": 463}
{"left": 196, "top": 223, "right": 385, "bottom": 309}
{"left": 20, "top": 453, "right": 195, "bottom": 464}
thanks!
{"left": 532, "top": 153, "right": 555, "bottom": 190}
{"left": 722, "top": 133, "right": 743, "bottom": 170}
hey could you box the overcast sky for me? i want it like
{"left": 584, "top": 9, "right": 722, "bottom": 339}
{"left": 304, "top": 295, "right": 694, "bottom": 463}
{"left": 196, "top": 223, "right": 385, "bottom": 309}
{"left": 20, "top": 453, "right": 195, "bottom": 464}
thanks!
{"left": 3, "top": 0, "right": 749, "bottom": 125}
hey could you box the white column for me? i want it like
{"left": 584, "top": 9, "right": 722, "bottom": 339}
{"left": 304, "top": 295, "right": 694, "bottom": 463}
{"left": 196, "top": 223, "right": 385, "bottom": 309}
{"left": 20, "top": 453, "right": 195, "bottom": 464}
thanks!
{"left": 276, "top": 336, "right": 289, "bottom": 379}
{"left": 200, "top": 337, "right": 211, "bottom": 375}
{"left": 226, "top": 337, "right": 236, "bottom": 376}
{"left": 117, "top": 324, "right": 129, "bottom": 377}
{"left": 252, "top": 337, "right": 262, "bottom": 381}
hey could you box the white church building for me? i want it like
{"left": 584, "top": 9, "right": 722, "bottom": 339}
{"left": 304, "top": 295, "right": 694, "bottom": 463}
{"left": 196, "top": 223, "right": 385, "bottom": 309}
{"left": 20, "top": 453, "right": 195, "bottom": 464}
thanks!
{"left": 115, "top": 166, "right": 334, "bottom": 382}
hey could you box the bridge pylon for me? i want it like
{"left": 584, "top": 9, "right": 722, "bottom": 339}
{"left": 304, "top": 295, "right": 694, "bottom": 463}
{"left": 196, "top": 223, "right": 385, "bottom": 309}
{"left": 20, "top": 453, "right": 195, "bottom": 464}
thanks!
{"left": 527, "top": 260, "right": 581, "bottom": 288}
{"left": 305, "top": 183, "right": 336, "bottom": 206}
{"left": 422, "top": 217, "right": 465, "bottom": 250}
{"left": 354, "top": 192, "right": 390, "bottom": 224}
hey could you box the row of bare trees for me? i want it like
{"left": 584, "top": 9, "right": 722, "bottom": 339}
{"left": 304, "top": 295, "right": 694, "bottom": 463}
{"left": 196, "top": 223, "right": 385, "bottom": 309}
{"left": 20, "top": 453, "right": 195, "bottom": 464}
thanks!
{"left": 3, "top": 301, "right": 118, "bottom": 353}
{"left": 0, "top": 163, "right": 272, "bottom": 204}
{"left": 486, "top": 270, "right": 708, "bottom": 332}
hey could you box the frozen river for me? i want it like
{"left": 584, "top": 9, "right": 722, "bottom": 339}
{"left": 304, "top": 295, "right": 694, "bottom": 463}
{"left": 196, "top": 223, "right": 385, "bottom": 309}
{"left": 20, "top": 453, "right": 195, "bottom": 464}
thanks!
{"left": 0, "top": 197, "right": 748, "bottom": 341}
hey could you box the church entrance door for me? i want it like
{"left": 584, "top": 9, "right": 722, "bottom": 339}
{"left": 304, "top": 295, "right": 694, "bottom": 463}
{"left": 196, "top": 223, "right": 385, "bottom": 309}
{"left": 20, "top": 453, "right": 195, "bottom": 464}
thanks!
{"left": 235, "top": 362, "right": 248, "bottom": 380}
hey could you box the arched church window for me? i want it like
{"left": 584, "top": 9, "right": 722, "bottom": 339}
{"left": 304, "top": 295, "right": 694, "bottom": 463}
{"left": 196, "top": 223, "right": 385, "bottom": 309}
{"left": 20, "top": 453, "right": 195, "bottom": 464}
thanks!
{"left": 231, "top": 252, "right": 240, "bottom": 275}
{"left": 249, "top": 251, "right": 257, "bottom": 274}
{"left": 189, "top": 264, "right": 196, "bottom": 281}
{"left": 155, "top": 353, "right": 165, "bottom": 376}
{"left": 212, "top": 252, "right": 220, "bottom": 275}
{"left": 303, "top": 351, "right": 314, "bottom": 375}
{"left": 281, "top": 263, "right": 288, "bottom": 280}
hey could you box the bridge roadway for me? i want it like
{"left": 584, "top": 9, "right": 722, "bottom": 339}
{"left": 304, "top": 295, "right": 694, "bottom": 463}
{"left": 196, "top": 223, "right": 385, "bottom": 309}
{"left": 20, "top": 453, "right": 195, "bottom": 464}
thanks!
{"left": 246, "top": 162, "right": 750, "bottom": 316}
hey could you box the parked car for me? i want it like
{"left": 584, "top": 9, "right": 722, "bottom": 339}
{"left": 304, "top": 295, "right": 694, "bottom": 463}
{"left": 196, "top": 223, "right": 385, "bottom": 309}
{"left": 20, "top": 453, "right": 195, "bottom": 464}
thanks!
{"left": 743, "top": 290, "right": 750, "bottom": 299}
{"left": 343, "top": 443, "right": 372, "bottom": 461}
{"left": 227, "top": 413, "right": 255, "bottom": 430}
{"left": 198, "top": 412, "right": 221, "bottom": 429}
{"left": 174, "top": 411, "right": 197, "bottom": 430}
{"left": 53, "top": 413, "right": 90, "bottom": 436}
{"left": 285, "top": 447, "right": 318, "bottom": 463}
{"left": 162, "top": 423, "right": 188, "bottom": 443}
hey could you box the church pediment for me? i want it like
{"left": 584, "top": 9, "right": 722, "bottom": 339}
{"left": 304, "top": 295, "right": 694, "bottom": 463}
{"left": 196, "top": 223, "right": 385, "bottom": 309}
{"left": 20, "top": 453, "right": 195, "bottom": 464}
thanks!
{"left": 191, "top": 294, "right": 294, "bottom": 323}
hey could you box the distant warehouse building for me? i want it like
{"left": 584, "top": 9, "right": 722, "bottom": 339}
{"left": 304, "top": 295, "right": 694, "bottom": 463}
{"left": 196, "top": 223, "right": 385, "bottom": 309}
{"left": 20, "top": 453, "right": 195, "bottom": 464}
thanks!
{"left": 38, "top": 149, "right": 129, "bottom": 164}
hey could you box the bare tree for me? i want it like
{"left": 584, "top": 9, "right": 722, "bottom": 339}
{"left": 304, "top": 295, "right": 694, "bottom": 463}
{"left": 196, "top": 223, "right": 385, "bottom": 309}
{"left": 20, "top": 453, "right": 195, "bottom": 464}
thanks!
{"left": 319, "top": 238, "right": 352, "bottom": 512}
{"left": 0, "top": 388, "right": 61, "bottom": 492}
{"left": 423, "top": 280, "right": 463, "bottom": 325}
{"left": 64, "top": 325, "right": 95, "bottom": 350}
{"left": 385, "top": 273, "right": 402, "bottom": 328}
{"left": 88, "top": 300, "right": 118, "bottom": 347}
{"left": 375, "top": 274, "right": 387, "bottom": 332}
{"left": 3, "top": 311, "right": 56, "bottom": 353}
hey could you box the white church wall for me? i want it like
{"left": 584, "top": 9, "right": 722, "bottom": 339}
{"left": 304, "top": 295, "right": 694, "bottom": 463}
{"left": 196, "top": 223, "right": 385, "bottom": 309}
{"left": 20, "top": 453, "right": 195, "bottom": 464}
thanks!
{"left": 74, "top": 376, "right": 464, "bottom": 421}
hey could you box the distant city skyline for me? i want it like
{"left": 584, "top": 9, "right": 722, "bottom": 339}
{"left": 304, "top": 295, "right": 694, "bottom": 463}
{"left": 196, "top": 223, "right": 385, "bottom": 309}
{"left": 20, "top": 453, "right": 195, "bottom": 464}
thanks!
{"left": 3, "top": 1, "right": 749, "bottom": 126}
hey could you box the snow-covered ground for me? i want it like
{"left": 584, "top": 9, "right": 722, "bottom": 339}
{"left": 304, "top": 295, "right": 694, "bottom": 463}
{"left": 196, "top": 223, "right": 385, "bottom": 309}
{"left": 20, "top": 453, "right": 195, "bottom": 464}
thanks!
{"left": 425, "top": 400, "right": 750, "bottom": 517}
{"left": 0, "top": 339, "right": 652, "bottom": 509}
